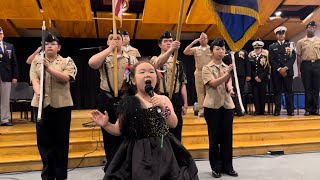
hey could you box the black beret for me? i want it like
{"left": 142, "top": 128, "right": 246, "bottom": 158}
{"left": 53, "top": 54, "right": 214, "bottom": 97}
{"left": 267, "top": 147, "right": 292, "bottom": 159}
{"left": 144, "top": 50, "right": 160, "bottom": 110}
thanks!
{"left": 211, "top": 38, "right": 225, "bottom": 47}
{"left": 108, "top": 29, "right": 121, "bottom": 35}
{"left": 306, "top": 21, "right": 317, "bottom": 29}
{"left": 159, "top": 31, "right": 172, "bottom": 40}
{"left": 122, "top": 30, "right": 129, "bottom": 36}
{"left": 45, "top": 32, "right": 59, "bottom": 43}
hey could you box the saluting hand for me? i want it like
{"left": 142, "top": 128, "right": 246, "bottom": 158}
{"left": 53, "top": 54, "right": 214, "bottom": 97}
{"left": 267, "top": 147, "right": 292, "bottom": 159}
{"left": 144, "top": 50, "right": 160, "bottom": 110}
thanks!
{"left": 192, "top": 38, "right": 200, "bottom": 45}
{"left": 91, "top": 110, "right": 109, "bottom": 127}
{"left": 36, "top": 46, "right": 42, "bottom": 53}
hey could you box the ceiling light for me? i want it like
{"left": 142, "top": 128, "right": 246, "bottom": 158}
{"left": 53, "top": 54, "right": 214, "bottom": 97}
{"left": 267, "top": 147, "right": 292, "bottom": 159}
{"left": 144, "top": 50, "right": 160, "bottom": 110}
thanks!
{"left": 275, "top": 11, "right": 282, "bottom": 17}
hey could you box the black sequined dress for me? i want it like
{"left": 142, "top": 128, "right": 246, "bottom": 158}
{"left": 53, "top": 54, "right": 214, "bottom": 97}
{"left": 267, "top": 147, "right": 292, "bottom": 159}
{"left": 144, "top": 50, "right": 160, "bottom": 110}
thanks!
{"left": 103, "top": 96, "right": 198, "bottom": 180}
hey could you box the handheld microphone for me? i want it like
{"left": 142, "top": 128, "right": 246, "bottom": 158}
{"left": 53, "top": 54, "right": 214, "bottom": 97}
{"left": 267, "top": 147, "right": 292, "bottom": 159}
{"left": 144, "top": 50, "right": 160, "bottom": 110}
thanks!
{"left": 145, "top": 80, "right": 161, "bottom": 113}
{"left": 145, "top": 80, "right": 154, "bottom": 97}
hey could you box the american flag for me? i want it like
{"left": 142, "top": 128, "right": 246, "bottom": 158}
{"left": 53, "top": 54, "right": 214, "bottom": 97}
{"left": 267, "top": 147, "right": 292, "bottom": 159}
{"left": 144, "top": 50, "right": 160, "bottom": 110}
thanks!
{"left": 114, "top": 0, "right": 128, "bottom": 27}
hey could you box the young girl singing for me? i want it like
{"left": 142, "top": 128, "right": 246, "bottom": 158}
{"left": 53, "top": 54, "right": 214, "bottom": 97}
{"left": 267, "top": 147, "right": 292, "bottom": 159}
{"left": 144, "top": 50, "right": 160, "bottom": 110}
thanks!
{"left": 91, "top": 61, "right": 198, "bottom": 180}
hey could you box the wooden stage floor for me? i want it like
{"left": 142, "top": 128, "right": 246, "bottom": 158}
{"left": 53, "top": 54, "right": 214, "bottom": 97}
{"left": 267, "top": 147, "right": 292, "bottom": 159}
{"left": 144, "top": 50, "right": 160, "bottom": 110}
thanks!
{"left": 0, "top": 109, "right": 320, "bottom": 173}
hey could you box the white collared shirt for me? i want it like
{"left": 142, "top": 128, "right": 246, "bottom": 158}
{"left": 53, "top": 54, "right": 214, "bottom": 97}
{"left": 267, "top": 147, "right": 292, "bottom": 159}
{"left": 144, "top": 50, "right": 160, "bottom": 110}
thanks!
{"left": 0, "top": 41, "right": 3, "bottom": 52}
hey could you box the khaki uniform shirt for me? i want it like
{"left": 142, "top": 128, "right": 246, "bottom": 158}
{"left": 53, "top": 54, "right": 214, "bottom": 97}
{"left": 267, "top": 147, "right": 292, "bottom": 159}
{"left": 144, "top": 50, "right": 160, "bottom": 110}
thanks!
{"left": 296, "top": 36, "right": 320, "bottom": 61}
{"left": 202, "top": 61, "right": 235, "bottom": 109}
{"left": 122, "top": 45, "right": 141, "bottom": 58}
{"left": 30, "top": 55, "right": 77, "bottom": 108}
{"left": 99, "top": 51, "right": 138, "bottom": 92}
{"left": 190, "top": 45, "right": 212, "bottom": 70}
{"left": 150, "top": 56, "right": 187, "bottom": 94}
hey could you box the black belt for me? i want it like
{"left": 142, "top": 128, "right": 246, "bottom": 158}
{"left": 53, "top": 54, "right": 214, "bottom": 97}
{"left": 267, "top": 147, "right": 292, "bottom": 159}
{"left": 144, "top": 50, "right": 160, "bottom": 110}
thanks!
{"left": 303, "top": 60, "right": 319, "bottom": 63}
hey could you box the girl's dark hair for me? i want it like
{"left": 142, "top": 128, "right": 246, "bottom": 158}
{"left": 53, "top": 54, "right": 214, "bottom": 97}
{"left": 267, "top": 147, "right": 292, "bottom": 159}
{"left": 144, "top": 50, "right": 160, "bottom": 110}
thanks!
{"left": 121, "top": 60, "right": 160, "bottom": 96}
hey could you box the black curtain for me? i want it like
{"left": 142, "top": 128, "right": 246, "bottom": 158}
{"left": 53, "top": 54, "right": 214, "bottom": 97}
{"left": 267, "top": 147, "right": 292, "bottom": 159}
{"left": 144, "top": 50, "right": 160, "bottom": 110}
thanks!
{"left": 6, "top": 37, "right": 274, "bottom": 109}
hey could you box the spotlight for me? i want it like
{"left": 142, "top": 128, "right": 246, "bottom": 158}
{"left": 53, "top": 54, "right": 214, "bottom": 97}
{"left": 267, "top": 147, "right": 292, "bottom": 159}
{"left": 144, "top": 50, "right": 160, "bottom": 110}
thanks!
{"left": 275, "top": 11, "right": 282, "bottom": 17}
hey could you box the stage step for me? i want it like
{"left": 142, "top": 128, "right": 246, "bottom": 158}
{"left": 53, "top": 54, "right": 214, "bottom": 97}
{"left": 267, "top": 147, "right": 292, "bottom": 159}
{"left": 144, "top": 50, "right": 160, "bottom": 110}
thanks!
{"left": 0, "top": 150, "right": 106, "bottom": 173}
{"left": 182, "top": 124, "right": 320, "bottom": 144}
{"left": 186, "top": 136, "right": 320, "bottom": 158}
{"left": 0, "top": 127, "right": 101, "bottom": 142}
{"left": 1, "top": 111, "right": 320, "bottom": 173}
{"left": 183, "top": 116, "right": 320, "bottom": 131}
{"left": 0, "top": 137, "right": 104, "bottom": 157}
{"left": 2, "top": 124, "right": 319, "bottom": 157}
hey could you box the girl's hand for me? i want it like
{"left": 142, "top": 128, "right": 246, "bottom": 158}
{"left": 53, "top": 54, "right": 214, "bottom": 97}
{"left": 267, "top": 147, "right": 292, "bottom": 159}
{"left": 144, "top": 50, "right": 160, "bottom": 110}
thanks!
{"left": 150, "top": 95, "right": 166, "bottom": 110}
{"left": 91, "top": 110, "right": 109, "bottom": 127}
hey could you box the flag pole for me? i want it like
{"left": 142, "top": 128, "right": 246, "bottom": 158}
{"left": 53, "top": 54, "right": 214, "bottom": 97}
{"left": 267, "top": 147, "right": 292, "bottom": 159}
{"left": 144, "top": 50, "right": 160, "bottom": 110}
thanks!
{"left": 37, "top": 21, "right": 46, "bottom": 121}
{"left": 112, "top": 0, "right": 118, "bottom": 97}
{"left": 169, "top": 0, "right": 184, "bottom": 99}
{"left": 230, "top": 52, "right": 245, "bottom": 113}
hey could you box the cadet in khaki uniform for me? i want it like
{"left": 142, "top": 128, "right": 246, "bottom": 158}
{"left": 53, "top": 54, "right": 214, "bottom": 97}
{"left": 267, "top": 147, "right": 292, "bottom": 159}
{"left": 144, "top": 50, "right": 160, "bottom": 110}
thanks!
{"left": 30, "top": 33, "right": 77, "bottom": 180}
{"left": 296, "top": 21, "right": 320, "bottom": 116}
{"left": 150, "top": 31, "right": 187, "bottom": 141}
{"left": 183, "top": 32, "right": 211, "bottom": 117}
{"left": 122, "top": 30, "right": 141, "bottom": 58}
{"left": 202, "top": 38, "right": 238, "bottom": 178}
{"left": 88, "top": 29, "right": 138, "bottom": 171}
{"left": 249, "top": 40, "right": 269, "bottom": 115}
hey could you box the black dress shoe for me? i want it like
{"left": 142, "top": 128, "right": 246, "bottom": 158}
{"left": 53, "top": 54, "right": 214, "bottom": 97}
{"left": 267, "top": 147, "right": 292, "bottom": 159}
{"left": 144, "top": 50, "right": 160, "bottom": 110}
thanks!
{"left": 1, "top": 122, "right": 13, "bottom": 126}
{"left": 222, "top": 170, "right": 238, "bottom": 177}
{"left": 287, "top": 112, "right": 294, "bottom": 116}
{"left": 304, "top": 112, "right": 311, "bottom": 116}
{"left": 273, "top": 112, "right": 280, "bottom": 116}
{"left": 212, "top": 170, "right": 221, "bottom": 178}
{"left": 311, "top": 111, "right": 319, "bottom": 115}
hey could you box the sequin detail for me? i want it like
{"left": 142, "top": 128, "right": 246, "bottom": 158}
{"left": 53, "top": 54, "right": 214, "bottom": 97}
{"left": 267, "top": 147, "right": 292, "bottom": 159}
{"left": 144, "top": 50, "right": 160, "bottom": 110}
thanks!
{"left": 161, "top": 106, "right": 171, "bottom": 119}
{"left": 126, "top": 107, "right": 169, "bottom": 139}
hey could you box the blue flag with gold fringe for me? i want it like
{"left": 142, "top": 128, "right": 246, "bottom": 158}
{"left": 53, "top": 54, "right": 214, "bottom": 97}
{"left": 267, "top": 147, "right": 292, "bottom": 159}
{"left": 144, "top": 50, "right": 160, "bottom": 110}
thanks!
{"left": 207, "top": 0, "right": 260, "bottom": 51}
